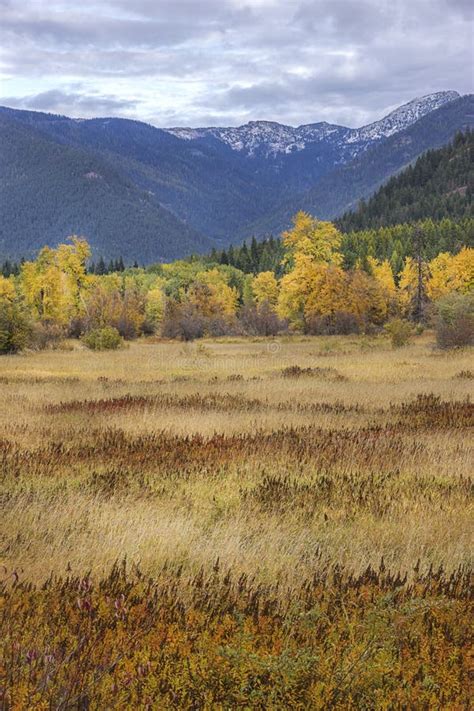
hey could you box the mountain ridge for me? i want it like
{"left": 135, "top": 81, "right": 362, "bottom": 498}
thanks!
{"left": 0, "top": 90, "right": 471, "bottom": 261}
{"left": 165, "top": 91, "right": 460, "bottom": 157}
{"left": 246, "top": 94, "right": 474, "bottom": 237}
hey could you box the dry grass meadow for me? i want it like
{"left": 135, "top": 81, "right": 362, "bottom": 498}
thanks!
{"left": 1, "top": 333, "right": 473, "bottom": 708}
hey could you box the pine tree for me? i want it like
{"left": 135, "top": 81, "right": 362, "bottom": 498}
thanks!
{"left": 250, "top": 236, "right": 259, "bottom": 273}
{"left": 96, "top": 257, "right": 106, "bottom": 275}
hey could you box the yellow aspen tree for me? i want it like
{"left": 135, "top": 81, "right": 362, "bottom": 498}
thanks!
{"left": 20, "top": 238, "right": 91, "bottom": 324}
{"left": 20, "top": 248, "right": 67, "bottom": 323}
{"left": 193, "top": 268, "right": 238, "bottom": 316}
{"left": 304, "top": 264, "right": 349, "bottom": 318}
{"left": 0, "top": 276, "right": 16, "bottom": 302}
{"left": 426, "top": 252, "right": 455, "bottom": 300}
{"left": 452, "top": 247, "right": 474, "bottom": 293}
{"left": 56, "top": 237, "right": 91, "bottom": 315}
{"left": 145, "top": 278, "right": 166, "bottom": 330}
{"left": 282, "top": 211, "right": 343, "bottom": 265}
{"left": 368, "top": 257, "right": 398, "bottom": 315}
{"left": 251, "top": 271, "right": 279, "bottom": 306}
{"left": 427, "top": 248, "right": 474, "bottom": 300}
{"left": 347, "top": 269, "right": 388, "bottom": 325}
{"left": 277, "top": 253, "right": 319, "bottom": 328}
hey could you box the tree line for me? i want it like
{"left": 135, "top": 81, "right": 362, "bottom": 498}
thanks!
{"left": 200, "top": 217, "right": 473, "bottom": 278}
{"left": 1, "top": 211, "right": 472, "bottom": 352}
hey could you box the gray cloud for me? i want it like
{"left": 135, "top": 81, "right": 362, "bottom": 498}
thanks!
{"left": 0, "top": 0, "right": 472, "bottom": 126}
{"left": 2, "top": 89, "right": 136, "bottom": 116}
{"left": 445, "top": 0, "right": 474, "bottom": 19}
{"left": 293, "top": 0, "right": 390, "bottom": 41}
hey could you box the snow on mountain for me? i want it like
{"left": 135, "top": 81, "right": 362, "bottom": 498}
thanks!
{"left": 166, "top": 120, "right": 346, "bottom": 156}
{"left": 166, "top": 91, "right": 460, "bottom": 158}
{"left": 350, "top": 91, "right": 461, "bottom": 143}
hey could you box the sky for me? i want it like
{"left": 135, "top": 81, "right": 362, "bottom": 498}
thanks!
{"left": 0, "top": 0, "right": 473, "bottom": 128}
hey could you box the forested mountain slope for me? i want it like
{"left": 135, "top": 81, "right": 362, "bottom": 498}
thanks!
{"left": 338, "top": 130, "right": 473, "bottom": 232}
{"left": 0, "top": 115, "right": 210, "bottom": 262}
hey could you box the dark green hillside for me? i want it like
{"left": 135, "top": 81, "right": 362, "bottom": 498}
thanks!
{"left": 0, "top": 109, "right": 283, "bottom": 244}
{"left": 250, "top": 95, "right": 474, "bottom": 237}
{"left": 0, "top": 116, "right": 210, "bottom": 262}
{"left": 338, "top": 131, "right": 473, "bottom": 232}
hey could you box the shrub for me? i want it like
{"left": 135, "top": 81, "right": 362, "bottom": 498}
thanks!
{"left": 204, "top": 315, "right": 238, "bottom": 337}
{"left": 83, "top": 284, "right": 145, "bottom": 339}
{"left": 160, "top": 301, "right": 241, "bottom": 340}
{"left": 0, "top": 301, "right": 32, "bottom": 353}
{"left": 280, "top": 365, "right": 347, "bottom": 381}
{"left": 306, "top": 311, "right": 359, "bottom": 336}
{"left": 161, "top": 302, "right": 205, "bottom": 341}
{"left": 82, "top": 326, "right": 123, "bottom": 351}
{"left": 385, "top": 318, "right": 413, "bottom": 348}
{"left": 434, "top": 293, "right": 474, "bottom": 349}
{"left": 454, "top": 370, "right": 473, "bottom": 380}
{"left": 239, "top": 302, "right": 286, "bottom": 336}
{"left": 30, "top": 321, "right": 66, "bottom": 350}
{"left": 68, "top": 316, "right": 86, "bottom": 338}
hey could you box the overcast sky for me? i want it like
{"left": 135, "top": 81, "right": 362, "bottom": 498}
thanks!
{"left": 0, "top": 0, "right": 472, "bottom": 128}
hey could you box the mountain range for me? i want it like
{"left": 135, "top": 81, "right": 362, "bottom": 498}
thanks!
{"left": 1, "top": 90, "right": 473, "bottom": 262}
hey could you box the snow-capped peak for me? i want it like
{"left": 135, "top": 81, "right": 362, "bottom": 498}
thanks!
{"left": 165, "top": 91, "right": 461, "bottom": 157}
{"left": 350, "top": 91, "right": 460, "bottom": 143}
{"left": 166, "top": 120, "right": 346, "bottom": 157}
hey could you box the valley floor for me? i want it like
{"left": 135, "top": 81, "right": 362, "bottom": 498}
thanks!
{"left": 1, "top": 334, "right": 472, "bottom": 708}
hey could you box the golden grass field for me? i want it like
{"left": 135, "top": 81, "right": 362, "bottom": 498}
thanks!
{"left": 1, "top": 333, "right": 473, "bottom": 708}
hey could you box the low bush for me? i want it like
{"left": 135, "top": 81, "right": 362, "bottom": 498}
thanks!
{"left": 0, "top": 301, "right": 32, "bottom": 353}
{"left": 161, "top": 302, "right": 205, "bottom": 341}
{"left": 435, "top": 292, "right": 474, "bottom": 349}
{"left": 385, "top": 318, "right": 413, "bottom": 348}
{"left": 239, "top": 302, "right": 286, "bottom": 336}
{"left": 161, "top": 302, "right": 240, "bottom": 340}
{"left": 306, "top": 310, "right": 360, "bottom": 336}
{"left": 204, "top": 315, "right": 239, "bottom": 337}
{"left": 2, "top": 563, "right": 471, "bottom": 709}
{"left": 454, "top": 369, "right": 473, "bottom": 379}
{"left": 30, "top": 321, "right": 66, "bottom": 350}
{"left": 280, "top": 365, "right": 347, "bottom": 381}
{"left": 82, "top": 326, "right": 123, "bottom": 351}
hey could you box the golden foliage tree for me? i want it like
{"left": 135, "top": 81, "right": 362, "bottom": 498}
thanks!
{"left": 278, "top": 253, "right": 319, "bottom": 328}
{"left": 20, "top": 238, "right": 91, "bottom": 324}
{"left": 145, "top": 282, "right": 166, "bottom": 330}
{"left": 347, "top": 268, "right": 388, "bottom": 325}
{"left": 282, "top": 211, "right": 343, "bottom": 265}
{"left": 368, "top": 257, "right": 398, "bottom": 316}
{"left": 251, "top": 271, "right": 279, "bottom": 306}
{"left": 304, "top": 264, "right": 349, "bottom": 319}
{"left": 427, "top": 247, "right": 474, "bottom": 300}
{"left": 189, "top": 268, "right": 238, "bottom": 316}
{"left": 279, "top": 214, "right": 345, "bottom": 328}
{"left": 0, "top": 275, "right": 16, "bottom": 303}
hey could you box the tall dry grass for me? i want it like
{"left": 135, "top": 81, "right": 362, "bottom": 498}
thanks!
{"left": 1, "top": 334, "right": 472, "bottom": 708}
